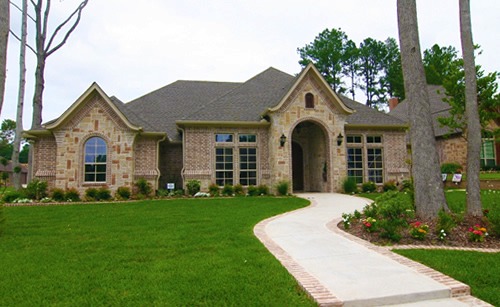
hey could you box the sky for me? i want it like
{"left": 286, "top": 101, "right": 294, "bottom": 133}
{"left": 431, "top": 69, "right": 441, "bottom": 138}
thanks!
{"left": 2, "top": 0, "right": 500, "bottom": 128}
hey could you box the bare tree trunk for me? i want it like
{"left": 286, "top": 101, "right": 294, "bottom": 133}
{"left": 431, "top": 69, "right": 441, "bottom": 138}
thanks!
{"left": 0, "top": 0, "right": 9, "bottom": 116}
{"left": 31, "top": 53, "right": 45, "bottom": 129}
{"left": 459, "top": 0, "right": 482, "bottom": 217}
{"left": 397, "top": 0, "right": 449, "bottom": 219}
{"left": 13, "top": 0, "right": 28, "bottom": 190}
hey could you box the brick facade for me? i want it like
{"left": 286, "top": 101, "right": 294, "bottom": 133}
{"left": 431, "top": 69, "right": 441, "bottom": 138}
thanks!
{"left": 30, "top": 88, "right": 163, "bottom": 195}
{"left": 436, "top": 136, "right": 467, "bottom": 167}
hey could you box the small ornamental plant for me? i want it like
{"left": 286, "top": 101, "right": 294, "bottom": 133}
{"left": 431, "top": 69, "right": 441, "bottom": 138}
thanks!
{"left": 342, "top": 213, "right": 353, "bottom": 230}
{"left": 437, "top": 229, "right": 447, "bottom": 241}
{"left": 468, "top": 224, "right": 488, "bottom": 242}
{"left": 362, "top": 217, "right": 377, "bottom": 233}
{"left": 409, "top": 221, "right": 429, "bottom": 240}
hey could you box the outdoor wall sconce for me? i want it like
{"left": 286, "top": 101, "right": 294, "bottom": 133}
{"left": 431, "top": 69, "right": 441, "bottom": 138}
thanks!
{"left": 280, "top": 134, "right": 287, "bottom": 147}
{"left": 337, "top": 133, "right": 344, "bottom": 146}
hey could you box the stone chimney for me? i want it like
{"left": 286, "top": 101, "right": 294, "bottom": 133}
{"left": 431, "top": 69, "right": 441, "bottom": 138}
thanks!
{"left": 388, "top": 97, "right": 399, "bottom": 111}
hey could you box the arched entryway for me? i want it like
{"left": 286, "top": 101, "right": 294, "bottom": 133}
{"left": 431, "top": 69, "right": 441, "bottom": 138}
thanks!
{"left": 291, "top": 121, "right": 329, "bottom": 192}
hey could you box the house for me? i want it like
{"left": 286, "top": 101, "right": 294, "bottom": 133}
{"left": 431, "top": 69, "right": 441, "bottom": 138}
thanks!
{"left": 24, "top": 64, "right": 409, "bottom": 195}
{"left": 0, "top": 162, "right": 28, "bottom": 186}
{"left": 389, "top": 85, "right": 500, "bottom": 169}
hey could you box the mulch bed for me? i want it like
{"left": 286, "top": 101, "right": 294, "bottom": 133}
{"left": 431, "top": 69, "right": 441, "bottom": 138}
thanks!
{"left": 338, "top": 215, "right": 500, "bottom": 249}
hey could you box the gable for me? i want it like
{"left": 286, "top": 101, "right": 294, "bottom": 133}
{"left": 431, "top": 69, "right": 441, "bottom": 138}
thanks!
{"left": 44, "top": 83, "right": 142, "bottom": 132}
{"left": 266, "top": 64, "right": 353, "bottom": 116}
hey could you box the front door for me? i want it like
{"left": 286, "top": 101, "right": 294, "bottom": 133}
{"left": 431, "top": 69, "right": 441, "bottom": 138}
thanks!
{"left": 292, "top": 142, "right": 304, "bottom": 191}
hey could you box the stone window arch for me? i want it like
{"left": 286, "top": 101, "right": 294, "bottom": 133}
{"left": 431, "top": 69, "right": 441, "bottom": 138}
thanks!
{"left": 84, "top": 136, "right": 107, "bottom": 182}
{"left": 305, "top": 93, "right": 314, "bottom": 108}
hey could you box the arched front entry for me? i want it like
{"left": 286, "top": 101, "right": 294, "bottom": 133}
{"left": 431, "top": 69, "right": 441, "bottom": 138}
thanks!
{"left": 291, "top": 120, "right": 329, "bottom": 192}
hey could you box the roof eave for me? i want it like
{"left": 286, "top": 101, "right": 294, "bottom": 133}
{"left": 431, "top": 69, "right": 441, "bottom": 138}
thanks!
{"left": 176, "top": 120, "right": 271, "bottom": 128}
{"left": 44, "top": 83, "right": 143, "bottom": 132}
{"left": 345, "top": 124, "right": 408, "bottom": 131}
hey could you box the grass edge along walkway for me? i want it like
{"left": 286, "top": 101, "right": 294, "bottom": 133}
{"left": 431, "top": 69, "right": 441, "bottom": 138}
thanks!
{"left": 0, "top": 197, "right": 317, "bottom": 306}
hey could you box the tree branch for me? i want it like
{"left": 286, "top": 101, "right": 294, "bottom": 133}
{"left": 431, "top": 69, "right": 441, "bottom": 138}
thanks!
{"left": 8, "top": 29, "right": 37, "bottom": 54}
{"left": 45, "top": 0, "right": 88, "bottom": 57}
{"left": 9, "top": 1, "right": 36, "bottom": 22}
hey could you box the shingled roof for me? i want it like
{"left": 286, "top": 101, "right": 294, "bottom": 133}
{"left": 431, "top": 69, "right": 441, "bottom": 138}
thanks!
{"left": 388, "top": 85, "right": 461, "bottom": 137}
{"left": 38, "top": 66, "right": 408, "bottom": 141}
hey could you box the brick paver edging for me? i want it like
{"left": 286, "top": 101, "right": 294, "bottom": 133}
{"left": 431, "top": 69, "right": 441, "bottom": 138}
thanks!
{"left": 253, "top": 199, "right": 344, "bottom": 306}
{"left": 327, "top": 219, "right": 495, "bottom": 307}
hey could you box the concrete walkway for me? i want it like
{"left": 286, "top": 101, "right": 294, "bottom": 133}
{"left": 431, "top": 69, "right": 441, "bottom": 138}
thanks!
{"left": 254, "top": 193, "right": 492, "bottom": 306}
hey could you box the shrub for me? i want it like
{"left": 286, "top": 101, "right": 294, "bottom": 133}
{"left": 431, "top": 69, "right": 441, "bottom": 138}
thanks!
{"left": 374, "top": 191, "right": 415, "bottom": 242}
{"left": 186, "top": 180, "right": 201, "bottom": 196}
{"left": 85, "top": 188, "right": 98, "bottom": 201}
{"left": 97, "top": 187, "right": 112, "bottom": 201}
{"left": 275, "top": 181, "right": 289, "bottom": 196}
{"left": 382, "top": 180, "right": 397, "bottom": 192}
{"left": 400, "top": 179, "right": 413, "bottom": 192}
{"left": 361, "top": 181, "right": 377, "bottom": 193}
{"left": 25, "top": 180, "right": 48, "bottom": 200}
{"left": 222, "top": 184, "right": 234, "bottom": 196}
{"left": 2, "top": 190, "right": 25, "bottom": 203}
{"left": 342, "top": 177, "right": 358, "bottom": 194}
{"left": 233, "top": 184, "right": 244, "bottom": 196}
{"left": 65, "top": 188, "right": 81, "bottom": 202}
{"left": 135, "top": 178, "right": 152, "bottom": 197}
{"left": 50, "top": 188, "right": 66, "bottom": 202}
{"left": 257, "top": 184, "right": 269, "bottom": 196}
{"left": 363, "top": 203, "right": 378, "bottom": 219}
{"left": 376, "top": 191, "right": 414, "bottom": 222}
{"left": 208, "top": 183, "right": 220, "bottom": 197}
{"left": 156, "top": 189, "right": 170, "bottom": 197}
{"left": 116, "top": 186, "right": 131, "bottom": 200}
{"left": 441, "top": 162, "right": 462, "bottom": 174}
{"left": 247, "top": 185, "right": 259, "bottom": 196}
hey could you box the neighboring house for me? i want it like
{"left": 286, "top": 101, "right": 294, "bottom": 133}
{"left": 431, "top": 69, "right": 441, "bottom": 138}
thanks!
{"left": 389, "top": 85, "right": 499, "bottom": 169}
{"left": 24, "top": 64, "right": 409, "bottom": 195}
{"left": 0, "top": 162, "right": 28, "bottom": 186}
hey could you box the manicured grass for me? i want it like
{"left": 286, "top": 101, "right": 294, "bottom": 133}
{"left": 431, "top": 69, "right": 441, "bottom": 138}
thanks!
{"left": 480, "top": 172, "right": 500, "bottom": 180}
{"left": 0, "top": 198, "right": 316, "bottom": 306}
{"left": 393, "top": 249, "right": 499, "bottom": 306}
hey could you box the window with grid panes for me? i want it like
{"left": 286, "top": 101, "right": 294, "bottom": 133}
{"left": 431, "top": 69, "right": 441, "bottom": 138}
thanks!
{"left": 84, "top": 137, "right": 107, "bottom": 182}
{"left": 215, "top": 148, "right": 233, "bottom": 186}
{"left": 367, "top": 148, "right": 383, "bottom": 183}
{"left": 239, "top": 147, "right": 257, "bottom": 186}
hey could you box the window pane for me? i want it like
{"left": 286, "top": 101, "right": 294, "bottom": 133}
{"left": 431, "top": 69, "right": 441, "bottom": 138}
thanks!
{"left": 215, "top": 134, "right": 233, "bottom": 142}
{"left": 239, "top": 134, "right": 256, "bottom": 143}
{"left": 84, "top": 137, "right": 107, "bottom": 182}
{"left": 347, "top": 136, "right": 362, "bottom": 144}
{"left": 367, "top": 136, "right": 382, "bottom": 144}
{"left": 347, "top": 147, "right": 363, "bottom": 183}
{"left": 239, "top": 147, "right": 257, "bottom": 186}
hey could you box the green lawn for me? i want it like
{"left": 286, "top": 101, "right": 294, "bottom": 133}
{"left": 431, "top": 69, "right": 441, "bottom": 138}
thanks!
{"left": 0, "top": 198, "right": 316, "bottom": 306}
{"left": 393, "top": 249, "right": 499, "bottom": 306}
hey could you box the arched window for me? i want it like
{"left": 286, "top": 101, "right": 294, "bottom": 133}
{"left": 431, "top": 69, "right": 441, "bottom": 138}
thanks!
{"left": 84, "top": 137, "right": 107, "bottom": 182}
{"left": 305, "top": 93, "right": 314, "bottom": 108}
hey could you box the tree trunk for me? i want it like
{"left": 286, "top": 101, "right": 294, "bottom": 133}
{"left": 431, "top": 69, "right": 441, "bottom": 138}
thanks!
{"left": 0, "top": 0, "right": 9, "bottom": 116}
{"left": 31, "top": 52, "right": 46, "bottom": 129}
{"left": 459, "top": 0, "right": 482, "bottom": 217}
{"left": 13, "top": 0, "right": 28, "bottom": 190}
{"left": 397, "top": 0, "right": 449, "bottom": 219}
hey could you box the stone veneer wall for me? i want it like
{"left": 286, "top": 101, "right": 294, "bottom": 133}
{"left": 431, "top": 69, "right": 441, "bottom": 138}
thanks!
{"left": 182, "top": 126, "right": 270, "bottom": 191}
{"left": 268, "top": 73, "right": 348, "bottom": 192}
{"left": 158, "top": 141, "right": 183, "bottom": 190}
{"left": 436, "top": 136, "right": 467, "bottom": 168}
{"left": 34, "top": 93, "right": 161, "bottom": 195}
